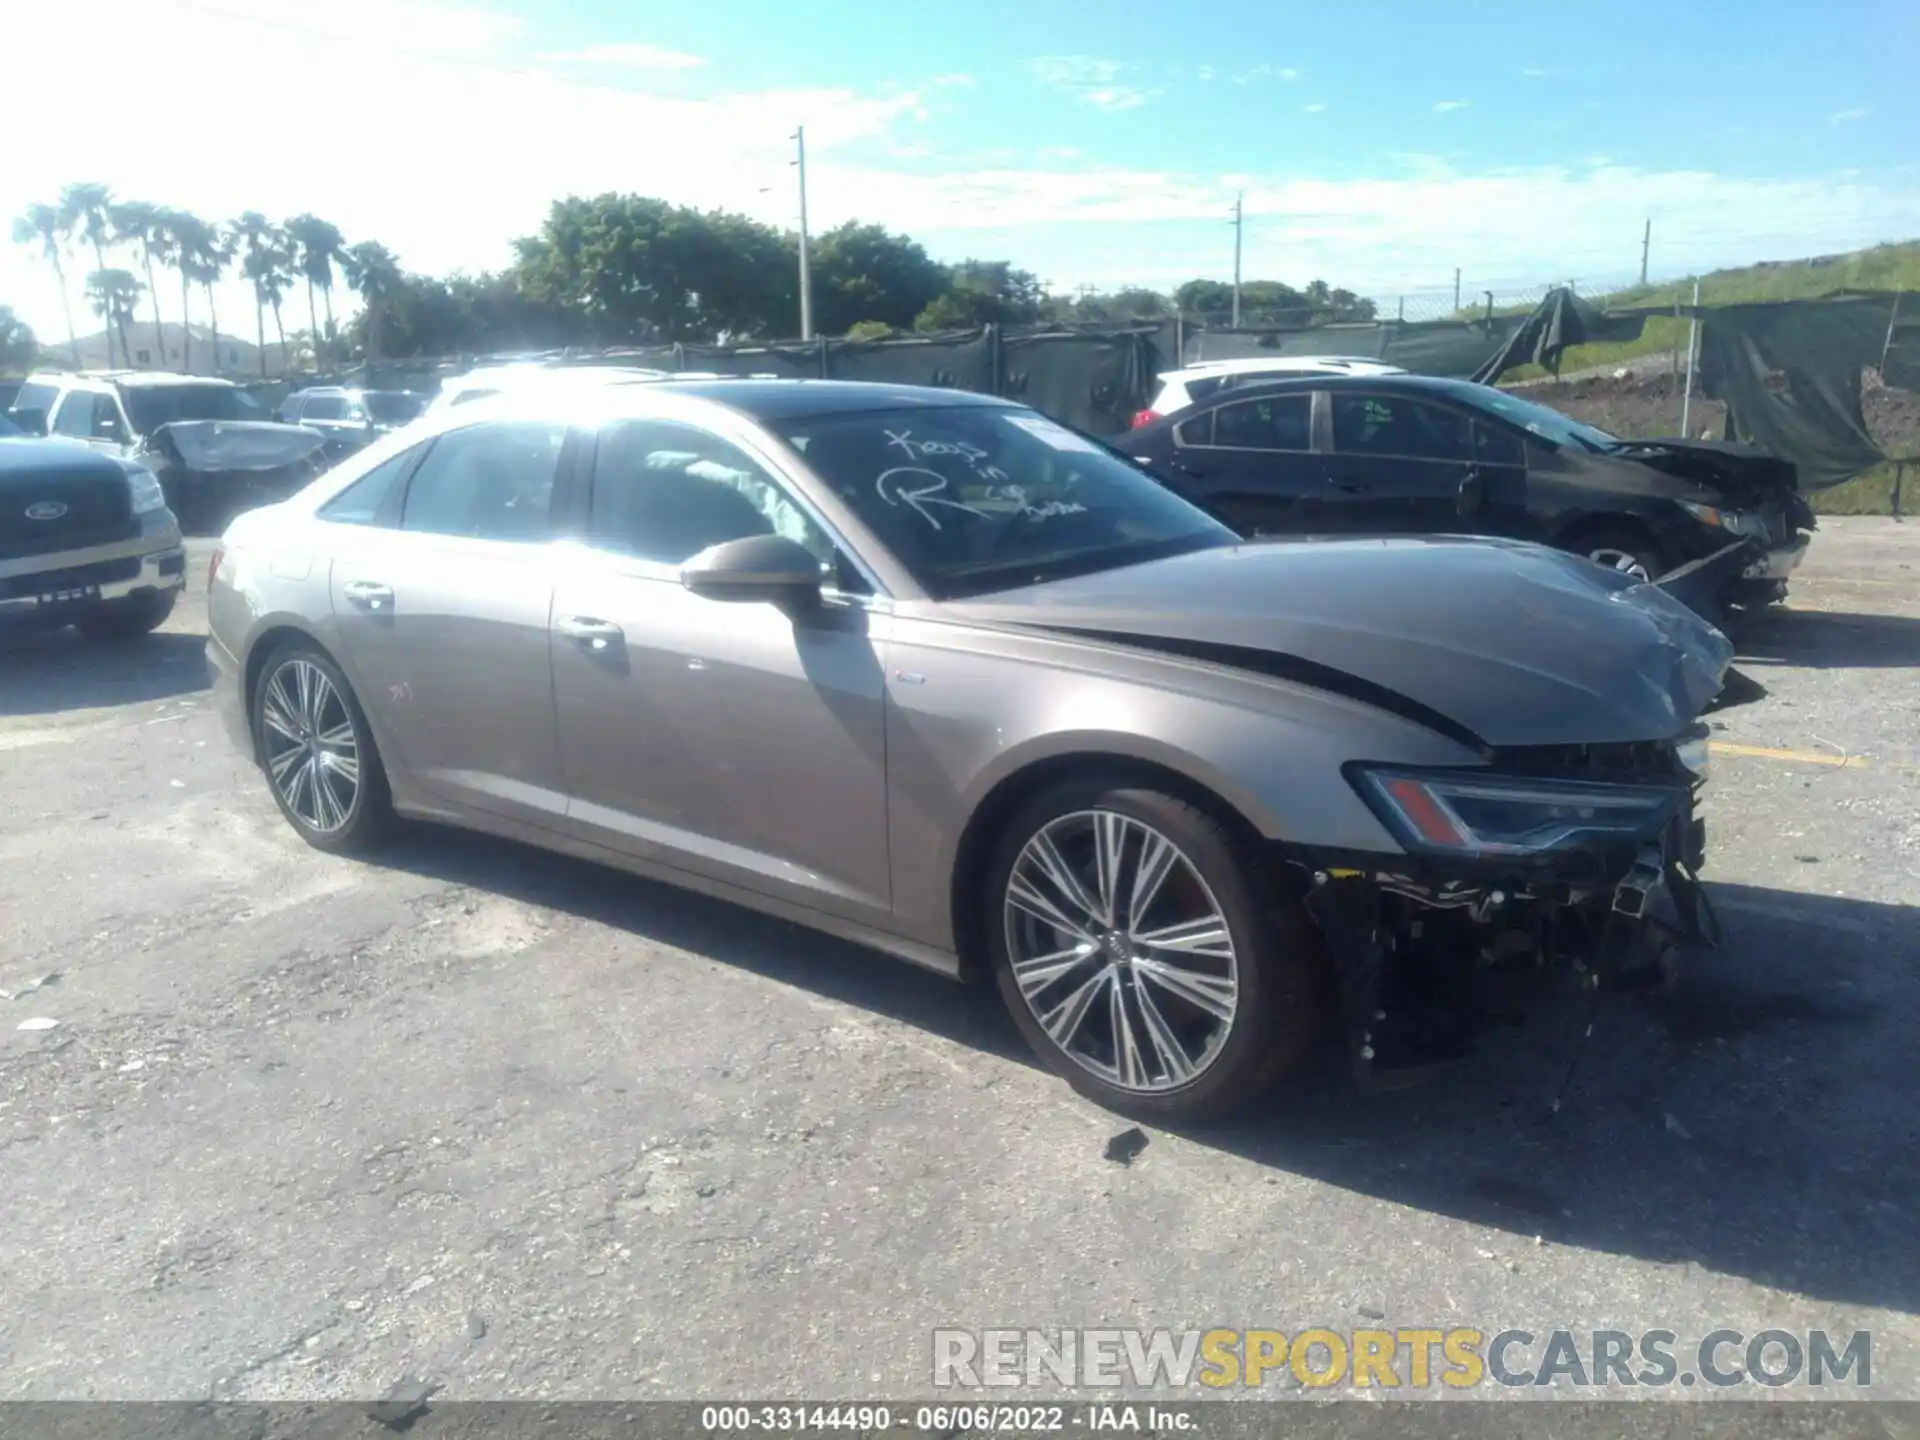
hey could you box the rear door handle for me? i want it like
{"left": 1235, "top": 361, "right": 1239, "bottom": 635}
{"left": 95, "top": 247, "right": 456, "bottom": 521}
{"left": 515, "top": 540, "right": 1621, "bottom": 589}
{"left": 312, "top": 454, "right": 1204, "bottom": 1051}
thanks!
{"left": 555, "top": 614, "right": 625, "bottom": 650}
{"left": 342, "top": 580, "right": 394, "bottom": 612}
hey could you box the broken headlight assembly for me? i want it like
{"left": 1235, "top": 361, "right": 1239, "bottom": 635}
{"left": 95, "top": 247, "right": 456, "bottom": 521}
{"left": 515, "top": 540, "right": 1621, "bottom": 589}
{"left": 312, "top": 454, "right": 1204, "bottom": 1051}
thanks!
{"left": 1676, "top": 499, "right": 1769, "bottom": 539}
{"left": 1347, "top": 765, "right": 1685, "bottom": 858}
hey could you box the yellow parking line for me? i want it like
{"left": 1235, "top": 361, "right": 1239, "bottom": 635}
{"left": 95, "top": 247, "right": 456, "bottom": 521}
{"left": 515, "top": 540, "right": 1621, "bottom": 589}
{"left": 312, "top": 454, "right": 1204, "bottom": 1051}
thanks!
{"left": 1709, "top": 740, "right": 1868, "bottom": 769}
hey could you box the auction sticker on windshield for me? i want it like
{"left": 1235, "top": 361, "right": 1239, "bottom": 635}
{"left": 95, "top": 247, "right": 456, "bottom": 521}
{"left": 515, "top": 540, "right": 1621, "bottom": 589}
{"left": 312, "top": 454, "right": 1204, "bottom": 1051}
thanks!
{"left": 1005, "top": 415, "right": 1101, "bottom": 453}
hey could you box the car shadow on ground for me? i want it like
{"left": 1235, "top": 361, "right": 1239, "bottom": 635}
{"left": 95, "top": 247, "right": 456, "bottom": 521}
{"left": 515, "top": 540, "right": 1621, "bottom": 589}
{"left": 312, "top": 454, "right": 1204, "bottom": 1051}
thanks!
{"left": 0, "top": 628, "right": 209, "bottom": 716}
{"left": 1734, "top": 607, "right": 1920, "bottom": 669}
{"left": 372, "top": 827, "right": 1917, "bottom": 1317}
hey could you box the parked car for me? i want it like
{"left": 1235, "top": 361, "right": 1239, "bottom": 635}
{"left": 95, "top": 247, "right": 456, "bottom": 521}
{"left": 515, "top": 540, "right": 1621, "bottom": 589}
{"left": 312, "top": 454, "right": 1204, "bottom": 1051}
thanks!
{"left": 8, "top": 371, "right": 328, "bottom": 533}
{"left": 1116, "top": 373, "right": 1814, "bottom": 613}
{"left": 424, "top": 363, "right": 675, "bottom": 419}
{"left": 1133, "top": 356, "right": 1408, "bottom": 429}
{"left": 207, "top": 379, "right": 1742, "bottom": 1120}
{"left": 0, "top": 423, "right": 187, "bottom": 638}
{"left": 276, "top": 386, "right": 428, "bottom": 460}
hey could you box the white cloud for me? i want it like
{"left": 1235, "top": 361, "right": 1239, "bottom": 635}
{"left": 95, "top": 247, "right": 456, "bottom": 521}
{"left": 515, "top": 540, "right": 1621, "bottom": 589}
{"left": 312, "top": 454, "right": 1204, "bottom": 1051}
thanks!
{"left": 1196, "top": 64, "right": 1217, "bottom": 83}
{"left": 1434, "top": 100, "right": 1470, "bottom": 114}
{"left": 1830, "top": 107, "right": 1870, "bottom": 125}
{"left": 1303, "top": 103, "right": 1327, "bottom": 114}
{"left": 540, "top": 43, "right": 706, "bottom": 69}
{"left": 1025, "top": 54, "right": 1158, "bottom": 110}
{"left": 1278, "top": 67, "right": 1299, "bottom": 81}
{"left": 1522, "top": 67, "right": 1548, "bottom": 77}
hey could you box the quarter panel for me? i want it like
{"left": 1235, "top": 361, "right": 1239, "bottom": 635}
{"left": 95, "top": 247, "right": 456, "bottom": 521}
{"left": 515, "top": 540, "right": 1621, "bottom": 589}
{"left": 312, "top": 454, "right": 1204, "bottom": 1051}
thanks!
{"left": 880, "top": 612, "right": 1482, "bottom": 950}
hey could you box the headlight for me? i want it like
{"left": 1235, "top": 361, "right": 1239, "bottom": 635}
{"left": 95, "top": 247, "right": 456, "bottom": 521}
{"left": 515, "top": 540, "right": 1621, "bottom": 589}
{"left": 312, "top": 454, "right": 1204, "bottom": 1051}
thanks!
{"left": 125, "top": 464, "right": 169, "bottom": 515}
{"left": 1677, "top": 499, "right": 1768, "bottom": 538}
{"left": 1348, "top": 765, "right": 1684, "bottom": 857}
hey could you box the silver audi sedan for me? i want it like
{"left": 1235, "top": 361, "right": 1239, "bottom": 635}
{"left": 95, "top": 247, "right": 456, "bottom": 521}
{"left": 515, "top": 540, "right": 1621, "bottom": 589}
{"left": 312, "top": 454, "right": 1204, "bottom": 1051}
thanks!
{"left": 207, "top": 379, "right": 1736, "bottom": 1120}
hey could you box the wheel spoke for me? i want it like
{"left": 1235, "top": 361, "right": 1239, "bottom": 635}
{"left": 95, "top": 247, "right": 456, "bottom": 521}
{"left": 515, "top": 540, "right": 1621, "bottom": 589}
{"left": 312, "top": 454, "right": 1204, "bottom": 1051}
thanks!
{"left": 1133, "top": 913, "right": 1235, "bottom": 959}
{"left": 1125, "top": 831, "right": 1177, "bottom": 933}
{"left": 1110, "top": 977, "right": 1147, "bottom": 1090}
{"left": 1038, "top": 965, "right": 1109, "bottom": 1050}
{"left": 310, "top": 757, "right": 344, "bottom": 830}
{"left": 1007, "top": 871, "right": 1097, "bottom": 943}
{"left": 1131, "top": 976, "right": 1198, "bottom": 1085}
{"left": 265, "top": 673, "right": 300, "bottom": 737}
{"left": 320, "top": 749, "right": 360, "bottom": 788}
{"left": 1024, "top": 830, "right": 1105, "bottom": 930}
{"left": 1133, "top": 954, "right": 1237, "bottom": 1023}
{"left": 315, "top": 719, "right": 355, "bottom": 748}
{"left": 1011, "top": 941, "right": 1097, "bottom": 998}
{"left": 1091, "top": 812, "right": 1127, "bottom": 928}
{"left": 267, "top": 744, "right": 304, "bottom": 785}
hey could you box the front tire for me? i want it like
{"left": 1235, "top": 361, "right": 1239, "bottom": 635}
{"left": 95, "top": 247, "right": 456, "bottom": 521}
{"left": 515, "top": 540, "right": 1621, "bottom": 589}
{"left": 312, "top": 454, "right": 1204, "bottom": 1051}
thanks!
{"left": 1567, "top": 523, "right": 1667, "bottom": 584}
{"left": 985, "top": 779, "right": 1323, "bottom": 1123}
{"left": 252, "top": 643, "right": 393, "bottom": 854}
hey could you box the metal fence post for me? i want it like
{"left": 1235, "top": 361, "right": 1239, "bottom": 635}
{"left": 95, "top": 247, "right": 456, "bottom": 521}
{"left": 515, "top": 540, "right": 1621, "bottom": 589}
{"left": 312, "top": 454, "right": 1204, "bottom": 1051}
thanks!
{"left": 1681, "top": 278, "right": 1702, "bottom": 436}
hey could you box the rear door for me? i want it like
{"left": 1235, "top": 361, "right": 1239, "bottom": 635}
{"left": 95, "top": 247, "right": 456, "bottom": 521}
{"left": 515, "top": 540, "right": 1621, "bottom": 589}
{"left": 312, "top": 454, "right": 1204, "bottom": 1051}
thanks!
{"left": 1162, "top": 391, "right": 1325, "bottom": 535}
{"left": 326, "top": 419, "right": 574, "bottom": 827}
{"left": 1324, "top": 390, "right": 1478, "bottom": 534}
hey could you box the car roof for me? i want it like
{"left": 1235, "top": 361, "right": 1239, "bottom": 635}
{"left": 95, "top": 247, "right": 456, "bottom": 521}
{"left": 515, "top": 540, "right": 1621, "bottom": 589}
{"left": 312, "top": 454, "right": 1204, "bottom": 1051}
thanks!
{"left": 28, "top": 370, "right": 236, "bottom": 390}
{"left": 644, "top": 379, "right": 1016, "bottom": 421}
{"left": 1165, "top": 356, "right": 1404, "bottom": 379}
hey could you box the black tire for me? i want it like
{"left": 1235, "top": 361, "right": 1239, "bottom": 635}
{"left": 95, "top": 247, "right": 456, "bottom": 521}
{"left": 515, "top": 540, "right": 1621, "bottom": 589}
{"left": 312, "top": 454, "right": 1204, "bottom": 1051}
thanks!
{"left": 985, "top": 778, "right": 1323, "bottom": 1123}
{"left": 250, "top": 642, "right": 394, "bottom": 855}
{"left": 1563, "top": 523, "right": 1668, "bottom": 584}
{"left": 76, "top": 591, "right": 176, "bottom": 640}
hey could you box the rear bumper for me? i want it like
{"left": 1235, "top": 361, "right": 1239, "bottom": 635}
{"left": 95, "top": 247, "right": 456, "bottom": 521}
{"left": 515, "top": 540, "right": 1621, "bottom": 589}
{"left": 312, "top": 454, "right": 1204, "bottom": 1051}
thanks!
{"left": 0, "top": 544, "right": 187, "bottom": 623}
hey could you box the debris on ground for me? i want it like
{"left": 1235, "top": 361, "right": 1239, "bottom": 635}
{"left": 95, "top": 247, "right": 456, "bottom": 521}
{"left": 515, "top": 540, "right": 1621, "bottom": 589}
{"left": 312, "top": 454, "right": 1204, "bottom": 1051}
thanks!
{"left": 16, "top": 1017, "right": 59, "bottom": 1032}
{"left": 1103, "top": 1127, "right": 1149, "bottom": 1166}
{"left": 366, "top": 1374, "right": 440, "bottom": 1429}
{"left": 0, "top": 972, "right": 60, "bottom": 1001}
{"left": 466, "top": 1311, "right": 488, "bottom": 1340}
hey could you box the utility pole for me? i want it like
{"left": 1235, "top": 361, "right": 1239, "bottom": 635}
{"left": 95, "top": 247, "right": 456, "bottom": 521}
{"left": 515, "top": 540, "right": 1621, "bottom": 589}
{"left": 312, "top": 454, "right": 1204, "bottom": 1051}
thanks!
{"left": 793, "top": 126, "right": 813, "bottom": 341}
{"left": 1640, "top": 218, "right": 1651, "bottom": 287}
{"left": 1230, "top": 191, "right": 1244, "bottom": 328}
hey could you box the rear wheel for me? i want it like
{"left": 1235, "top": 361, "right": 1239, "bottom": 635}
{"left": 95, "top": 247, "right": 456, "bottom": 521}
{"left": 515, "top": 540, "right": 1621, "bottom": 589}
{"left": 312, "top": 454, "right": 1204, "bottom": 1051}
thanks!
{"left": 986, "top": 779, "right": 1322, "bottom": 1122}
{"left": 252, "top": 644, "right": 393, "bottom": 854}
{"left": 76, "top": 591, "right": 176, "bottom": 640}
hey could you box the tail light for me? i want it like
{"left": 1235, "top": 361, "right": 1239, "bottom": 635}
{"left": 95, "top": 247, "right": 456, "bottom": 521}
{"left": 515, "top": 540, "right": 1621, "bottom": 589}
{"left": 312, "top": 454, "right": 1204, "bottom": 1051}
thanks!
{"left": 208, "top": 545, "right": 225, "bottom": 593}
{"left": 1130, "top": 409, "right": 1158, "bottom": 429}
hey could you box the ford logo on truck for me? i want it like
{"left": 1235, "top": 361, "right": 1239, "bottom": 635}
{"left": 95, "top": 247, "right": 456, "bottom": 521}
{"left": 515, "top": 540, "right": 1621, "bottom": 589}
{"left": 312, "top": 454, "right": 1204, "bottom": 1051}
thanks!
{"left": 24, "top": 501, "right": 69, "bottom": 521}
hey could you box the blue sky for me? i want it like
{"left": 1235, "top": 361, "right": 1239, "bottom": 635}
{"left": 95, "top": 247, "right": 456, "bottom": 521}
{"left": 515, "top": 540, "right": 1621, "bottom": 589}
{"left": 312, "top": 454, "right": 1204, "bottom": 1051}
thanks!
{"left": 6, "top": 0, "right": 1918, "bottom": 337}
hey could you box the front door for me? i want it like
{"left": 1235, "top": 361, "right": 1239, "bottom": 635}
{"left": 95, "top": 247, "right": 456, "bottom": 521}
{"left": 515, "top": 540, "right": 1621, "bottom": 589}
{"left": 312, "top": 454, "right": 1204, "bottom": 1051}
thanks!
{"left": 1165, "top": 391, "right": 1327, "bottom": 536}
{"left": 327, "top": 418, "right": 573, "bottom": 827}
{"left": 1324, "top": 391, "right": 1479, "bottom": 535}
{"left": 551, "top": 416, "right": 893, "bottom": 928}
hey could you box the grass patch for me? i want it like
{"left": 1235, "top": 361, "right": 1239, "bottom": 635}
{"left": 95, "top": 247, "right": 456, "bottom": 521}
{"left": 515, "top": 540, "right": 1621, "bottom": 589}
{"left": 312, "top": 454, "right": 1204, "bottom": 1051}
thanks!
{"left": 1811, "top": 463, "right": 1912, "bottom": 516}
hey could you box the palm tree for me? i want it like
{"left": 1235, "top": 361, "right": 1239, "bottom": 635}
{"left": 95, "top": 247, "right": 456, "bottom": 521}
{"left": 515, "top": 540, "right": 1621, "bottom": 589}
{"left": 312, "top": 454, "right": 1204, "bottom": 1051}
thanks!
{"left": 341, "top": 240, "right": 402, "bottom": 362}
{"left": 153, "top": 209, "right": 203, "bottom": 371}
{"left": 180, "top": 228, "right": 233, "bottom": 375}
{"left": 110, "top": 201, "right": 169, "bottom": 367}
{"left": 0, "top": 305, "right": 37, "bottom": 373}
{"left": 285, "top": 214, "right": 345, "bottom": 369}
{"left": 233, "top": 213, "right": 293, "bottom": 376}
{"left": 10, "top": 202, "right": 79, "bottom": 366}
{"left": 60, "top": 184, "right": 116, "bottom": 361}
{"left": 86, "top": 268, "right": 144, "bottom": 371}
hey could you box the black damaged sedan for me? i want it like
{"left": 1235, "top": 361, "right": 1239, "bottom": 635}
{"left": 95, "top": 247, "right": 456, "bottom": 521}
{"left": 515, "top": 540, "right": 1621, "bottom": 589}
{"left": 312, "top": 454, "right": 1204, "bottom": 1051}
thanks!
{"left": 1115, "top": 373, "right": 1814, "bottom": 617}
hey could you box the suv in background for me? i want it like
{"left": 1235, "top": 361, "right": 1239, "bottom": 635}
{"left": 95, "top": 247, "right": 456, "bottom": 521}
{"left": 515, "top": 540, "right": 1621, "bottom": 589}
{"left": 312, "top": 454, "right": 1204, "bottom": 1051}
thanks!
{"left": 1133, "top": 356, "right": 1407, "bottom": 428}
{"left": 9, "top": 371, "right": 327, "bottom": 532}
{"left": 0, "top": 412, "right": 187, "bottom": 638}
{"left": 277, "top": 386, "right": 427, "bottom": 460}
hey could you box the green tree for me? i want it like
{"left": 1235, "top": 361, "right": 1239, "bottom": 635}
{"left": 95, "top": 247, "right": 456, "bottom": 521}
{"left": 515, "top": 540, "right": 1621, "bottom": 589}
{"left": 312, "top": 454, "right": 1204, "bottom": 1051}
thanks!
{"left": 340, "top": 240, "right": 403, "bottom": 361}
{"left": 61, "top": 184, "right": 119, "bottom": 361}
{"left": 180, "top": 226, "right": 233, "bottom": 374}
{"left": 110, "top": 201, "right": 171, "bottom": 367}
{"left": 1042, "top": 287, "right": 1174, "bottom": 324}
{"left": 0, "top": 305, "right": 36, "bottom": 374}
{"left": 844, "top": 320, "right": 896, "bottom": 341}
{"left": 234, "top": 214, "right": 294, "bottom": 374}
{"left": 155, "top": 210, "right": 213, "bottom": 372}
{"left": 285, "top": 214, "right": 347, "bottom": 367}
{"left": 85, "top": 267, "right": 143, "bottom": 370}
{"left": 809, "top": 223, "right": 949, "bottom": 336}
{"left": 10, "top": 202, "right": 80, "bottom": 366}
{"left": 915, "top": 259, "right": 1045, "bottom": 331}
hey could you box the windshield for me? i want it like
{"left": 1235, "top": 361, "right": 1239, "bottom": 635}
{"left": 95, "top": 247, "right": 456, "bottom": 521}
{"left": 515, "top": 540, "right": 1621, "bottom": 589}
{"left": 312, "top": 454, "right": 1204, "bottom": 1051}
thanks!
{"left": 121, "top": 384, "right": 265, "bottom": 434}
{"left": 364, "top": 391, "right": 424, "bottom": 425}
{"left": 1458, "top": 385, "right": 1620, "bottom": 453}
{"left": 777, "top": 405, "right": 1232, "bottom": 599}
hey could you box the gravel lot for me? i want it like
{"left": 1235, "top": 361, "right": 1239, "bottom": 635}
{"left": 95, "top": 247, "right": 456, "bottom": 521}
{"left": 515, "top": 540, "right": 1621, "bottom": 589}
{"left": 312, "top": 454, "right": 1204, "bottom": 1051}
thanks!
{"left": 1, "top": 520, "right": 1915, "bottom": 1406}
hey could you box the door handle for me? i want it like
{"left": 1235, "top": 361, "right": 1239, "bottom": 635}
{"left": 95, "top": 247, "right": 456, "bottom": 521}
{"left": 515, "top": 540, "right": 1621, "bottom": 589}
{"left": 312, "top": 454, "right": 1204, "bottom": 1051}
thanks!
{"left": 342, "top": 580, "right": 394, "bottom": 612}
{"left": 1329, "top": 477, "right": 1369, "bottom": 495}
{"left": 555, "top": 614, "right": 625, "bottom": 651}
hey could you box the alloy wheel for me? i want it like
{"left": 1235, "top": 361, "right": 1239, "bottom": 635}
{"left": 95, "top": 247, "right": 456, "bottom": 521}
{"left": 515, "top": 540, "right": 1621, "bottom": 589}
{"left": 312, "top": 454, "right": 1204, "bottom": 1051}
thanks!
{"left": 1589, "top": 547, "right": 1653, "bottom": 581}
{"left": 1002, "top": 809, "right": 1240, "bottom": 1093}
{"left": 260, "top": 658, "right": 361, "bottom": 834}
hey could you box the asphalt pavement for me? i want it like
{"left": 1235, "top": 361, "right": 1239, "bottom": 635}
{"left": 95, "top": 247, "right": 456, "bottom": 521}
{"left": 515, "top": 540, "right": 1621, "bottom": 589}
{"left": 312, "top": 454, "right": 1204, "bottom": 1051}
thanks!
{"left": 0, "top": 521, "right": 1915, "bottom": 1405}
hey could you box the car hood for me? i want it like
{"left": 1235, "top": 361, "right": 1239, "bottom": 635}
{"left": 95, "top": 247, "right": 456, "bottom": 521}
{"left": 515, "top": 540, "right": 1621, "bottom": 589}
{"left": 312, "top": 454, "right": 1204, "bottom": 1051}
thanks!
{"left": 951, "top": 536, "right": 1736, "bottom": 748}
{"left": 147, "top": 420, "right": 327, "bottom": 473}
{"left": 1606, "top": 436, "right": 1801, "bottom": 504}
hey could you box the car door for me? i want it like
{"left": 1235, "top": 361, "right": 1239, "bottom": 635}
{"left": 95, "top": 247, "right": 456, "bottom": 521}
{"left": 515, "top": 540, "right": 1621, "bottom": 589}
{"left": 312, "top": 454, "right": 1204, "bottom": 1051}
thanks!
{"left": 549, "top": 415, "right": 893, "bottom": 929}
{"left": 325, "top": 419, "right": 574, "bottom": 827}
{"left": 1465, "top": 418, "right": 1535, "bottom": 540}
{"left": 1324, "top": 391, "right": 1479, "bottom": 535}
{"left": 1161, "top": 391, "right": 1326, "bottom": 536}
{"left": 49, "top": 390, "right": 114, "bottom": 453}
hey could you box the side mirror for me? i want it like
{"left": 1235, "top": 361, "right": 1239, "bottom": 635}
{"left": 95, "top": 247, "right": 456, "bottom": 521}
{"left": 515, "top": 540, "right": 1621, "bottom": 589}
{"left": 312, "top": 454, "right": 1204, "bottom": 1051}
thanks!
{"left": 11, "top": 407, "right": 48, "bottom": 436}
{"left": 681, "top": 534, "right": 824, "bottom": 612}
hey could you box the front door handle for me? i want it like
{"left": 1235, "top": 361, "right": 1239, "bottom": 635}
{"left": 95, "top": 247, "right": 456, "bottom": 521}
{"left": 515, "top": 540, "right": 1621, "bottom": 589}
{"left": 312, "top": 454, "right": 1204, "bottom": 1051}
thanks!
{"left": 555, "top": 614, "right": 625, "bottom": 651}
{"left": 342, "top": 580, "right": 394, "bottom": 612}
{"left": 1329, "top": 477, "right": 1369, "bottom": 495}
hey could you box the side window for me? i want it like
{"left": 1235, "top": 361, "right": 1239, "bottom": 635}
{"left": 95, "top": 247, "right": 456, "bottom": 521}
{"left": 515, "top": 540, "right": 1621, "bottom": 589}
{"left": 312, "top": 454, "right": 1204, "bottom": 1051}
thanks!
{"left": 278, "top": 396, "right": 304, "bottom": 422}
{"left": 400, "top": 422, "right": 566, "bottom": 542}
{"left": 317, "top": 447, "right": 421, "bottom": 526}
{"left": 1475, "top": 422, "right": 1527, "bottom": 467}
{"left": 10, "top": 381, "right": 59, "bottom": 418}
{"left": 589, "top": 419, "right": 834, "bottom": 569}
{"left": 52, "top": 392, "right": 94, "bottom": 438}
{"left": 1332, "top": 395, "right": 1473, "bottom": 461}
{"left": 1173, "top": 412, "right": 1212, "bottom": 446}
{"left": 303, "top": 395, "right": 346, "bottom": 421}
{"left": 1210, "top": 395, "right": 1312, "bottom": 451}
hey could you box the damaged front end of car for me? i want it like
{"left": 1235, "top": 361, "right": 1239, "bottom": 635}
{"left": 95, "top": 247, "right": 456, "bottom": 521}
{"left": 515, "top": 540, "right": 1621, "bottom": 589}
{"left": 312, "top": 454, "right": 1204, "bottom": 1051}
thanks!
{"left": 138, "top": 420, "right": 330, "bottom": 532}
